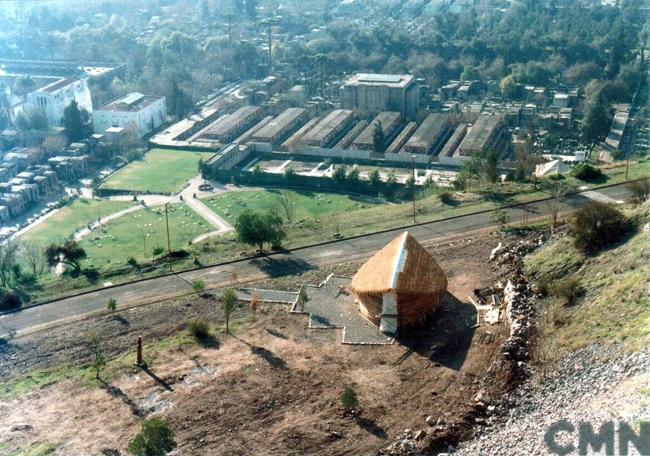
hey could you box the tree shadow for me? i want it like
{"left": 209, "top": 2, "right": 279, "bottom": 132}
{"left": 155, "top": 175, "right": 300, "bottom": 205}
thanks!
{"left": 396, "top": 292, "right": 476, "bottom": 371}
{"left": 99, "top": 380, "right": 143, "bottom": 416}
{"left": 195, "top": 333, "right": 220, "bottom": 349}
{"left": 250, "top": 255, "right": 315, "bottom": 278}
{"left": 141, "top": 366, "right": 174, "bottom": 391}
{"left": 114, "top": 315, "right": 130, "bottom": 327}
{"left": 250, "top": 346, "right": 287, "bottom": 370}
{"left": 265, "top": 328, "right": 288, "bottom": 339}
{"left": 355, "top": 417, "right": 387, "bottom": 439}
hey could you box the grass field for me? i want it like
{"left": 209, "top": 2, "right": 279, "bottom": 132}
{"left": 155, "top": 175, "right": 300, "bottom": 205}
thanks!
{"left": 100, "top": 149, "right": 215, "bottom": 195}
{"left": 19, "top": 199, "right": 135, "bottom": 247}
{"left": 78, "top": 203, "right": 212, "bottom": 267}
{"left": 201, "top": 189, "right": 381, "bottom": 223}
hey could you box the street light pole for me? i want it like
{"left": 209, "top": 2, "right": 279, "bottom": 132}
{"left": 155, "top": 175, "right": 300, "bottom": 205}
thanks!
{"left": 164, "top": 203, "right": 172, "bottom": 272}
{"left": 412, "top": 155, "right": 416, "bottom": 224}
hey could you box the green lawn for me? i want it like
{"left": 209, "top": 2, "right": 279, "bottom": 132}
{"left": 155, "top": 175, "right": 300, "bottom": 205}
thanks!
{"left": 100, "top": 149, "right": 215, "bottom": 195}
{"left": 78, "top": 203, "right": 212, "bottom": 266}
{"left": 19, "top": 199, "right": 135, "bottom": 246}
{"left": 201, "top": 189, "right": 381, "bottom": 223}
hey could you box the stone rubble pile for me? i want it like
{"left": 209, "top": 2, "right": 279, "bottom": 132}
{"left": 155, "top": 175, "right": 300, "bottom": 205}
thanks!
{"left": 456, "top": 346, "right": 650, "bottom": 455}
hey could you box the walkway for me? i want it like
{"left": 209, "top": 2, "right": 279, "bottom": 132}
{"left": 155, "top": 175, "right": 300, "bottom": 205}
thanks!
{"left": 73, "top": 205, "right": 144, "bottom": 242}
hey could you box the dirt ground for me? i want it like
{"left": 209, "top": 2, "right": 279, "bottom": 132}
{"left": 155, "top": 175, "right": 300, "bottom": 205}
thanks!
{"left": 0, "top": 231, "right": 513, "bottom": 455}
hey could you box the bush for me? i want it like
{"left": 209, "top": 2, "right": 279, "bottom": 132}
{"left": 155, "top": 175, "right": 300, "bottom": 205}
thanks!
{"left": 128, "top": 418, "right": 176, "bottom": 456}
{"left": 340, "top": 386, "right": 359, "bottom": 412}
{"left": 0, "top": 290, "right": 21, "bottom": 312}
{"left": 550, "top": 277, "right": 584, "bottom": 305}
{"left": 191, "top": 278, "right": 206, "bottom": 294}
{"left": 153, "top": 246, "right": 165, "bottom": 256}
{"left": 439, "top": 191, "right": 454, "bottom": 205}
{"left": 570, "top": 163, "right": 603, "bottom": 181}
{"left": 187, "top": 319, "right": 211, "bottom": 339}
{"left": 549, "top": 173, "right": 566, "bottom": 181}
{"left": 572, "top": 202, "right": 631, "bottom": 253}
{"left": 626, "top": 177, "right": 650, "bottom": 204}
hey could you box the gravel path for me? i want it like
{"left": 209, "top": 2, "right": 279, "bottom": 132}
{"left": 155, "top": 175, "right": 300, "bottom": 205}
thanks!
{"left": 457, "top": 345, "right": 650, "bottom": 455}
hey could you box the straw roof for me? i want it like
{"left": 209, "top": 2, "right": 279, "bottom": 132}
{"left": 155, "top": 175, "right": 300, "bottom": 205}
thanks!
{"left": 351, "top": 232, "right": 447, "bottom": 295}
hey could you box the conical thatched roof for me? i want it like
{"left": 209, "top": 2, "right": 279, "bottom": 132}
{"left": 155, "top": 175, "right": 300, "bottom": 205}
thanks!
{"left": 351, "top": 232, "right": 447, "bottom": 295}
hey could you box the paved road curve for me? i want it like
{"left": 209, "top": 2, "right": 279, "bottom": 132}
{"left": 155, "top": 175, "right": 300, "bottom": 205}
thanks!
{"left": 0, "top": 183, "right": 633, "bottom": 338}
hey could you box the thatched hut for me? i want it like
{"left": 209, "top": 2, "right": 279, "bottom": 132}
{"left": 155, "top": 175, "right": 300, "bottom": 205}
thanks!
{"left": 350, "top": 231, "right": 447, "bottom": 335}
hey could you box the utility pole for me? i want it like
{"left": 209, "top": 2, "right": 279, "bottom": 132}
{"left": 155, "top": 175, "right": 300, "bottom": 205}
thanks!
{"left": 412, "top": 155, "right": 417, "bottom": 224}
{"left": 267, "top": 22, "right": 272, "bottom": 75}
{"left": 164, "top": 203, "right": 172, "bottom": 272}
{"left": 227, "top": 14, "right": 233, "bottom": 48}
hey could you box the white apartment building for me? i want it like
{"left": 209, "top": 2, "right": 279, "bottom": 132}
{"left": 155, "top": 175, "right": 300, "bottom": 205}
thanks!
{"left": 24, "top": 78, "right": 93, "bottom": 126}
{"left": 93, "top": 92, "right": 167, "bottom": 138}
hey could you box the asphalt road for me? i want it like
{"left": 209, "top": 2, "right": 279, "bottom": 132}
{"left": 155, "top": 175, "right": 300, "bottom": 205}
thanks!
{"left": 0, "top": 183, "right": 633, "bottom": 338}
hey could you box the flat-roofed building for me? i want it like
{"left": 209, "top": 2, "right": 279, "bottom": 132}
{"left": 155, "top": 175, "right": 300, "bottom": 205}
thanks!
{"left": 203, "top": 106, "right": 263, "bottom": 143}
{"left": 93, "top": 92, "right": 167, "bottom": 137}
{"left": 351, "top": 112, "right": 402, "bottom": 151}
{"left": 403, "top": 113, "right": 451, "bottom": 154}
{"left": 458, "top": 115, "right": 504, "bottom": 157}
{"left": 251, "top": 108, "right": 308, "bottom": 145}
{"left": 25, "top": 78, "right": 93, "bottom": 127}
{"left": 341, "top": 74, "right": 421, "bottom": 119}
{"left": 300, "top": 109, "right": 354, "bottom": 148}
{"left": 386, "top": 121, "right": 417, "bottom": 154}
{"left": 441, "top": 124, "right": 468, "bottom": 157}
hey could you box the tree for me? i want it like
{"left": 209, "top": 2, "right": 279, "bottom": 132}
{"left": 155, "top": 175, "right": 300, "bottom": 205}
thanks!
{"left": 332, "top": 165, "right": 348, "bottom": 183}
{"left": 244, "top": 0, "right": 258, "bottom": 19}
{"left": 221, "top": 287, "right": 237, "bottom": 334}
{"left": 128, "top": 418, "right": 176, "bottom": 456}
{"left": 235, "top": 210, "right": 286, "bottom": 253}
{"left": 347, "top": 167, "right": 360, "bottom": 184}
{"left": 340, "top": 386, "right": 358, "bottom": 412}
{"left": 63, "top": 100, "right": 91, "bottom": 142}
{"left": 547, "top": 184, "right": 568, "bottom": 228}
{"left": 369, "top": 169, "right": 382, "bottom": 189}
{"left": 484, "top": 150, "right": 499, "bottom": 183}
{"left": 297, "top": 285, "right": 309, "bottom": 312}
{"left": 250, "top": 291, "right": 259, "bottom": 321}
{"left": 107, "top": 298, "right": 117, "bottom": 315}
{"left": 626, "top": 177, "right": 650, "bottom": 204}
{"left": 192, "top": 278, "right": 206, "bottom": 295}
{"left": 582, "top": 91, "right": 613, "bottom": 144}
{"left": 45, "top": 241, "right": 87, "bottom": 273}
{"left": 0, "top": 241, "right": 20, "bottom": 288}
{"left": 500, "top": 75, "right": 517, "bottom": 99}
{"left": 372, "top": 120, "right": 386, "bottom": 153}
{"left": 88, "top": 331, "right": 105, "bottom": 380}
{"left": 276, "top": 191, "right": 296, "bottom": 224}
{"left": 572, "top": 202, "right": 631, "bottom": 253}
{"left": 491, "top": 207, "right": 509, "bottom": 227}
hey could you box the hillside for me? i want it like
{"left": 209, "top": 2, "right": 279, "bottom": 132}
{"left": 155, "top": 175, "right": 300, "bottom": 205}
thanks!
{"left": 457, "top": 201, "right": 650, "bottom": 455}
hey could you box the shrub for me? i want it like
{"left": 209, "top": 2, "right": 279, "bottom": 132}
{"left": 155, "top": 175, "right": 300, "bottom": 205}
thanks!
{"left": 572, "top": 202, "right": 631, "bottom": 253}
{"left": 187, "top": 319, "right": 211, "bottom": 339}
{"left": 0, "top": 290, "right": 21, "bottom": 312}
{"left": 439, "top": 191, "right": 454, "bottom": 205}
{"left": 191, "top": 278, "right": 206, "bottom": 294}
{"left": 340, "top": 386, "right": 358, "bottom": 412}
{"left": 549, "top": 173, "right": 566, "bottom": 181}
{"left": 128, "top": 418, "right": 176, "bottom": 456}
{"left": 107, "top": 298, "right": 117, "bottom": 314}
{"left": 570, "top": 163, "right": 603, "bottom": 181}
{"left": 626, "top": 177, "right": 650, "bottom": 204}
{"left": 550, "top": 277, "right": 583, "bottom": 305}
{"left": 153, "top": 246, "right": 165, "bottom": 256}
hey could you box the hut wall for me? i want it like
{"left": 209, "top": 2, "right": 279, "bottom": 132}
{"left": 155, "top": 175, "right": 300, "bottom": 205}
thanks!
{"left": 357, "top": 293, "right": 382, "bottom": 325}
{"left": 396, "top": 292, "right": 442, "bottom": 328}
{"left": 380, "top": 292, "right": 399, "bottom": 335}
